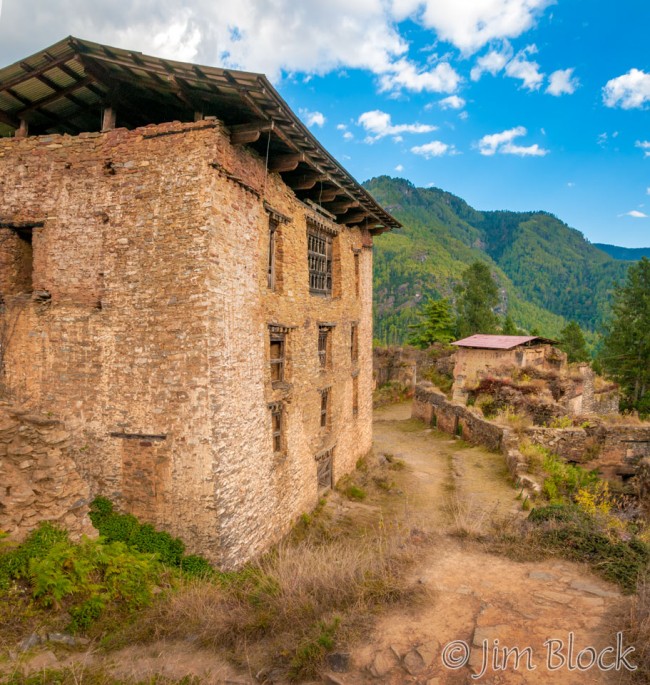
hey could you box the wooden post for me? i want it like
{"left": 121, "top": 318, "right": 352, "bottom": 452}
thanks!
{"left": 102, "top": 106, "right": 116, "bottom": 132}
{"left": 15, "top": 118, "right": 29, "bottom": 138}
{"left": 194, "top": 110, "right": 204, "bottom": 122}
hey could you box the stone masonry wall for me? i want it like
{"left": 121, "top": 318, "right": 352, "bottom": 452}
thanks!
{"left": 414, "top": 382, "right": 650, "bottom": 488}
{"left": 0, "top": 401, "right": 94, "bottom": 540}
{"left": 0, "top": 119, "right": 373, "bottom": 567}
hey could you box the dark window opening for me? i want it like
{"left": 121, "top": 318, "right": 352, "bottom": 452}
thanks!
{"left": 320, "top": 388, "right": 330, "bottom": 429}
{"left": 350, "top": 323, "right": 359, "bottom": 364}
{"left": 308, "top": 226, "right": 332, "bottom": 295}
{"left": 267, "top": 217, "right": 278, "bottom": 290}
{"left": 270, "top": 333, "right": 285, "bottom": 382}
{"left": 316, "top": 448, "right": 334, "bottom": 491}
{"left": 352, "top": 374, "right": 359, "bottom": 416}
{"left": 354, "top": 252, "right": 360, "bottom": 298}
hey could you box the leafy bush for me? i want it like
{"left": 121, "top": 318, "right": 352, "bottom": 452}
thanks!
{"left": 344, "top": 485, "right": 367, "bottom": 501}
{"left": 89, "top": 497, "right": 210, "bottom": 574}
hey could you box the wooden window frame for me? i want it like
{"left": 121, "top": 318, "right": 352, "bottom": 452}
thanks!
{"left": 353, "top": 250, "right": 360, "bottom": 298}
{"left": 269, "top": 402, "right": 284, "bottom": 454}
{"left": 316, "top": 447, "right": 334, "bottom": 491}
{"left": 319, "top": 387, "right": 331, "bottom": 429}
{"left": 270, "top": 332, "right": 286, "bottom": 383}
{"left": 308, "top": 226, "right": 333, "bottom": 296}
{"left": 318, "top": 324, "right": 334, "bottom": 370}
{"left": 267, "top": 216, "right": 278, "bottom": 290}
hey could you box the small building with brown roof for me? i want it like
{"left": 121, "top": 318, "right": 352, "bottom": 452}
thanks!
{"left": 450, "top": 334, "right": 565, "bottom": 402}
{"left": 0, "top": 37, "right": 399, "bottom": 566}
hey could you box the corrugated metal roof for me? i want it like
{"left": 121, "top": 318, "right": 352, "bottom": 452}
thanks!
{"left": 451, "top": 335, "right": 558, "bottom": 350}
{"left": 0, "top": 36, "right": 400, "bottom": 233}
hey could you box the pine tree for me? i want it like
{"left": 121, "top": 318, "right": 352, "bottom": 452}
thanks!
{"left": 501, "top": 316, "right": 518, "bottom": 336}
{"left": 601, "top": 257, "right": 650, "bottom": 413}
{"left": 559, "top": 321, "right": 590, "bottom": 363}
{"left": 456, "top": 261, "right": 500, "bottom": 338}
{"left": 407, "top": 298, "right": 456, "bottom": 348}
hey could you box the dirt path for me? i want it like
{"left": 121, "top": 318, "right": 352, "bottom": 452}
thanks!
{"left": 346, "top": 403, "right": 631, "bottom": 685}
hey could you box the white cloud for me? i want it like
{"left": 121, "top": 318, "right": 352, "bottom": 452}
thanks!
{"left": 439, "top": 95, "right": 466, "bottom": 109}
{"left": 636, "top": 141, "right": 650, "bottom": 158}
{"left": 393, "top": 0, "right": 552, "bottom": 55}
{"left": 411, "top": 140, "right": 454, "bottom": 158}
{"left": 470, "top": 43, "right": 512, "bottom": 80}
{"left": 395, "top": 164, "right": 404, "bottom": 172}
{"left": 378, "top": 59, "right": 461, "bottom": 93}
{"left": 459, "top": 111, "right": 469, "bottom": 120}
{"left": 647, "top": 187, "right": 650, "bottom": 195}
{"left": 567, "top": 181, "right": 575, "bottom": 187}
{"left": 478, "top": 125, "right": 549, "bottom": 156}
{"left": 620, "top": 210, "right": 648, "bottom": 218}
{"left": 336, "top": 123, "right": 347, "bottom": 131}
{"left": 357, "top": 110, "right": 437, "bottom": 141}
{"left": 505, "top": 45, "right": 544, "bottom": 90}
{"left": 603, "top": 69, "right": 650, "bottom": 109}
{"left": 546, "top": 68, "right": 578, "bottom": 96}
{"left": 300, "top": 109, "right": 325, "bottom": 127}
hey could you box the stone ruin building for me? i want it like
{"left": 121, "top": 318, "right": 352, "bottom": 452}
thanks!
{"left": 450, "top": 334, "right": 619, "bottom": 417}
{"left": 0, "top": 37, "right": 400, "bottom": 567}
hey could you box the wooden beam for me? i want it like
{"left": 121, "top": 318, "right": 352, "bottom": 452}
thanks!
{"left": 0, "top": 109, "right": 19, "bottom": 129}
{"left": 15, "top": 76, "right": 93, "bottom": 115}
{"left": 283, "top": 172, "right": 326, "bottom": 190}
{"left": 268, "top": 153, "right": 305, "bottom": 173}
{"left": 230, "top": 120, "right": 274, "bottom": 145}
{"left": 326, "top": 199, "right": 359, "bottom": 213}
{"left": 0, "top": 53, "right": 76, "bottom": 94}
{"left": 340, "top": 210, "right": 370, "bottom": 225}
{"left": 301, "top": 187, "right": 339, "bottom": 203}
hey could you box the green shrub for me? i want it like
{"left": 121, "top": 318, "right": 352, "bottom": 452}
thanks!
{"left": 180, "top": 554, "right": 214, "bottom": 578}
{"left": 344, "top": 485, "right": 367, "bottom": 501}
{"left": 89, "top": 497, "right": 211, "bottom": 573}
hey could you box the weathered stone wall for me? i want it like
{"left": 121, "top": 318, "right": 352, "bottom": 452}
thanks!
{"left": 0, "top": 401, "right": 94, "bottom": 540}
{"left": 524, "top": 425, "right": 650, "bottom": 480}
{"left": 413, "top": 383, "right": 506, "bottom": 452}
{"left": 0, "top": 119, "right": 373, "bottom": 567}
{"left": 414, "top": 382, "right": 650, "bottom": 487}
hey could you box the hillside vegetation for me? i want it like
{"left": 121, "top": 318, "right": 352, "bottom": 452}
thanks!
{"left": 595, "top": 243, "right": 650, "bottom": 261}
{"left": 365, "top": 176, "right": 629, "bottom": 345}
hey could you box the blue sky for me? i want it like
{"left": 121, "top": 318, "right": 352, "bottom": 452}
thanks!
{"left": 0, "top": 0, "right": 648, "bottom": 246}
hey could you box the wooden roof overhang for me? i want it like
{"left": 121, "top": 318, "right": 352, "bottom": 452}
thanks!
{"left": 0, "top": 37, "right": 400, "bottom": 233}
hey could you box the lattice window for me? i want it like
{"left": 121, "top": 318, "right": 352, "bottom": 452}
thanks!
{"left": 318, "top": 325, "right": 332, "bottom": 369}
{"left": 320, "top": 387, "right": 330, "bottom": 429}
{"left": 308, "top": 227, "right": 332, "bottom": 295}
{"left": 316, "top": 448, "right": 334, "bottom": 491}
{"left": 267, "top": 217, "right": 278, "bottom": 290}
{"left": 270, "top": 332, "right": 285, "bottom": 382}
{"left": 269, "top": 402, "right": 284, "bottom": 453}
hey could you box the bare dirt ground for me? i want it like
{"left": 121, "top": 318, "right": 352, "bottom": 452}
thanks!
{"left": 7, "top": 403, "right": 634, "bottom": 684}
{"left": 344, "top": 403, "right": 632, "bottom": 685}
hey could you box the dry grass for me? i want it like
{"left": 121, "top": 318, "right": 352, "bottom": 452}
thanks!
{"left": 599, "top": 412, "right": 650, "bottom": 426}
{"left": 446, "top": 496, "right": 500, "bottom": 540}
{"left": 492, "top": 407, "right": 533, "bottom": 433}
{"left": 626, "top": 572, "right": 650, "bottom": 682}
{"left": 109, "top": 454, "right": 428, "bottom": 681}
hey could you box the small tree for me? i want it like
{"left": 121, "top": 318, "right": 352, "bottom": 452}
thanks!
{"left": 456, "top": 261, "right": 500, "bottom": 338}
{"left": 559, "top": 320, "right": 590, "bottom": 363}
{"left": 501, "top": 316, "right": 518, "bottom": 336}
{"left": 601, "top": 257, "right": 650, "bottom": 413}
{"left": 407, "top": 297, "right": 456, "bottom": 349}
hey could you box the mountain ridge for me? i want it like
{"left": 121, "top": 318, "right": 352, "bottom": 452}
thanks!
{"left": 364, "top": 176, "right": 630, "bottom": 345}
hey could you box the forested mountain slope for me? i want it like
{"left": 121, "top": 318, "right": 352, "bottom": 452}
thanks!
{"left": 365, "top": 176, "right": 628, "bottom": 345}
{"left": 594, "top": 243, "right": 650, "bottom": 261}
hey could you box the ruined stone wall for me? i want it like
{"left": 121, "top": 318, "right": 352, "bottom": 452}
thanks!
{"left": 0, "top": 401, "right": 94, "bottom": 540}
{"left": 0, "top": 119, "right": 373, "bottom": 566}
{"left": 413, "top": 383, "right": 505, "bottom": 452}
{"left": 413, "top": 382, "right": 650, "bottom": 485}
